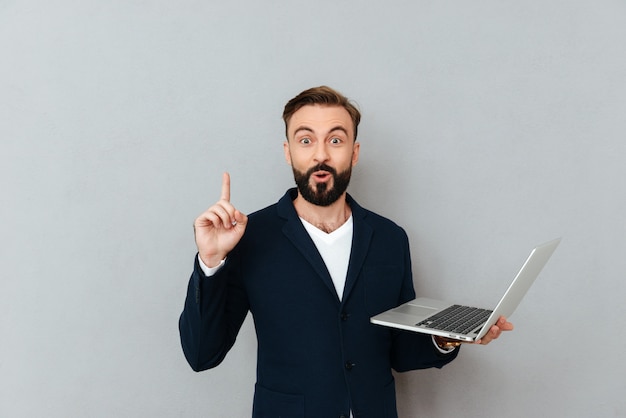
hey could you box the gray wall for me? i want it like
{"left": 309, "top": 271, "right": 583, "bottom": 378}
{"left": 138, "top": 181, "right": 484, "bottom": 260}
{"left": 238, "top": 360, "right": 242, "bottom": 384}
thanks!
{"left": 2, "top": 1, "right": 625, "bottom": 417}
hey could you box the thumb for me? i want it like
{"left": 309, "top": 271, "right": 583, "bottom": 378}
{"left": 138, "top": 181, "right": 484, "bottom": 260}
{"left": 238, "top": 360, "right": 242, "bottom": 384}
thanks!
{"left": 233, "top": 210, "right": 248, "bottom": 226}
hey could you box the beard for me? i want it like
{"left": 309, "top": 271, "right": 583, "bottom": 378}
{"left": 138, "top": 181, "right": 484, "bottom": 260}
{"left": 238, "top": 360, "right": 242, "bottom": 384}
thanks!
{"left": 292, "top": 163, "right": 352, "bottom": 207}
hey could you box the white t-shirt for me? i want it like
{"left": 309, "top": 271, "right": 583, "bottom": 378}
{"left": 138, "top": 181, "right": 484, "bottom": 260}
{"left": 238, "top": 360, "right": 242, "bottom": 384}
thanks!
{"left": 299, "top": 215, "right": 353, "bottom": 301}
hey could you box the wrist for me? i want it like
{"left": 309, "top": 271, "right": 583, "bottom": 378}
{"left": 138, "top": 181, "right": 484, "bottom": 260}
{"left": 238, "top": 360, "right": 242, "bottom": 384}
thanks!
{"left": 199, "top": 253, "right": 226, "bottom": 269}
{"left": 434, "top": 336, "right": 462, "bottom": 350}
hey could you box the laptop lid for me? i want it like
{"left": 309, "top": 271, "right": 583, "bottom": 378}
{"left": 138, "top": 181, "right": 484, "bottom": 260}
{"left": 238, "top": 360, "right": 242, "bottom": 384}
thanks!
{"left": 472, "top": 237, "right": 561, "bottom": 340}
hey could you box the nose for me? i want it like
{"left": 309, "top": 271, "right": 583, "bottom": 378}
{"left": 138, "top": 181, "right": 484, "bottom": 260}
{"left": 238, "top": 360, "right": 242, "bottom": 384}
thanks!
{"left": 313, "top": 141, "right": 330, "bottom": 163}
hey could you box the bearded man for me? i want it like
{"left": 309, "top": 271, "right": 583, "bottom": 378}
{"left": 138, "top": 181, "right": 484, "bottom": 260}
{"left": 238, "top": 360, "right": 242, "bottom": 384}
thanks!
{"left": 179, "top": 86, "right": 512, "bottom": 418}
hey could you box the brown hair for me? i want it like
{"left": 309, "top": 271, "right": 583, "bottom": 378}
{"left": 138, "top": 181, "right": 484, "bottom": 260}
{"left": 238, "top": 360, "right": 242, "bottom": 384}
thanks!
{"left": 282, "top": 86, "right": 361, "bottom": 141}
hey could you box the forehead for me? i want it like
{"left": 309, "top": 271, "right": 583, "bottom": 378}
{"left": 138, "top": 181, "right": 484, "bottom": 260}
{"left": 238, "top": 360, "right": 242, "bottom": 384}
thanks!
{"left": 288, "top": 105, "right": 353, "bottom": 137}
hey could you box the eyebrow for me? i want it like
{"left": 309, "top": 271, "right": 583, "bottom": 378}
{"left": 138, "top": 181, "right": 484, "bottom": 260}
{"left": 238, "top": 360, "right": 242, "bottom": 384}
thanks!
{"left": 293, "top": 125, "right": 349, "bottom": 137}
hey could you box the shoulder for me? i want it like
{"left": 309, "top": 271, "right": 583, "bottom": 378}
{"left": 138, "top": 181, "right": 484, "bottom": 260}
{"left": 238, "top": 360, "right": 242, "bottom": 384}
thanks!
{"left": 241, "top": 189, "right": 295, "bottom": 235}
{"left": 348, "top": 194, "right": 407, "bottom": 236}
{"left": 245, "top": 201, "right": 281, "bottom": 231}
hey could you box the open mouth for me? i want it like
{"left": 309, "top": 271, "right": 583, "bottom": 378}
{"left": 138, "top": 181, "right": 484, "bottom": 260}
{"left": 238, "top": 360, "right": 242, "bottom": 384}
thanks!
{"left": 312, "top": 171, "right": 332, "bottom": 182}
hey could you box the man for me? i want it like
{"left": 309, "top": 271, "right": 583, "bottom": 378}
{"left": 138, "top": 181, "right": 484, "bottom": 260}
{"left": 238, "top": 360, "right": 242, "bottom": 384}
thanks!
{"left": 179, "top": 86, "right": 513, "bottom": 417}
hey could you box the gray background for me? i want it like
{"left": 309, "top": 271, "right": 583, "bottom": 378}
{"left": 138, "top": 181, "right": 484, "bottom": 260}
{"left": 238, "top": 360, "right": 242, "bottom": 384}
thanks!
{"left": 2, "top": 1, "right": 625, "bottom": 417}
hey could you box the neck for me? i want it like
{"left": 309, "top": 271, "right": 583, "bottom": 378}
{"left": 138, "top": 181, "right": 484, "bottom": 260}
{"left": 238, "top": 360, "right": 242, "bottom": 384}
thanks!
{"left": 294, "top": 193, "right": 351, "bottom": 234}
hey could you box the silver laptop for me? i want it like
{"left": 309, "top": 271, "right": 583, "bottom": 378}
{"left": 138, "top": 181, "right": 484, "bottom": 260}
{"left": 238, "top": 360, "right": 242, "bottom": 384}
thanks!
{"left": 370, "top": 238, "right": 561, "bottom": 342}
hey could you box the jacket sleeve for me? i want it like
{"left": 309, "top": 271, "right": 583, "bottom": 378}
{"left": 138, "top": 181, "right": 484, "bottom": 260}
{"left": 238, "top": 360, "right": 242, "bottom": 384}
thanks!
{"left": 178, "top": 253, "right": 249, "bottom": 372}
{"left": 390, "top": 329, "right": 460, "bottom": 372}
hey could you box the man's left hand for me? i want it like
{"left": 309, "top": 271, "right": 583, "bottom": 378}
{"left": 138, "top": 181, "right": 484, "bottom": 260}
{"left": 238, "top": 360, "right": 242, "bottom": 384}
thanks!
{"left": 474, "top": 316, "right": 514, "bottom": 345}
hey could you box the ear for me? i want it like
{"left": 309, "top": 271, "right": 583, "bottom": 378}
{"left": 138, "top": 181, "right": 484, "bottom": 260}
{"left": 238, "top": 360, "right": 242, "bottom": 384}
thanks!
{"left": 351, "top": 141, "right": 360, "bottom": 167}
{"left": 283, "top": 140, "right": 292, "bottom": 166}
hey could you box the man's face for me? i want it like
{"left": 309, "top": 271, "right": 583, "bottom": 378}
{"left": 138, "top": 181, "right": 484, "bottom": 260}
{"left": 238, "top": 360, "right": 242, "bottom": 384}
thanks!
{"left": 284, "top": 104, "right": 360, "bottom": 206}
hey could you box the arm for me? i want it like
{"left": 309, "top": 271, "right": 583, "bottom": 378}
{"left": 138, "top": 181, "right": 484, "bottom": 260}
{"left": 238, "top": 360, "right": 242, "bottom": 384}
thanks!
{"left": 179, "top": 253, "right": 249, "bottom": 371}
{"left": 178, "top": 173, "right": 249, "bottom": 371}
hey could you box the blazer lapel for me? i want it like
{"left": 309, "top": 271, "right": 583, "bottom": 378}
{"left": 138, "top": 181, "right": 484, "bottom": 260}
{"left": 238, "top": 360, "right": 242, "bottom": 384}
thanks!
{"left": 342, "top": 196, "right": 372, "bottom": 304}
{"left": 278, "top": 190, "right": 339, "bottom": 302}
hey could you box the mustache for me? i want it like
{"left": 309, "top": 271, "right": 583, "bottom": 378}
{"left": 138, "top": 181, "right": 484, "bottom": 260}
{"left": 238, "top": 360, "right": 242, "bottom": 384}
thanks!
{"left": 305, "top": 163, "right": 337, "bottom": 177}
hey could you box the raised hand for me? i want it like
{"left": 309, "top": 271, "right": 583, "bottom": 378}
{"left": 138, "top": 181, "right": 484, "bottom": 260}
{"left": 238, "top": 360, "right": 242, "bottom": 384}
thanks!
{"left": 193, "top": 172, "right": 248, "bottom": 267}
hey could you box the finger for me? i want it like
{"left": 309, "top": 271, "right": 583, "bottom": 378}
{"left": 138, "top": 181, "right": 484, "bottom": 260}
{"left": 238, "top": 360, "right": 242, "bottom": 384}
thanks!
{"left": 499, "top": 317, "right": 514, "bottom": 331}
{"left": 211, "top": 202, "right": 237, "bottom": 228}
{"left": 195, "top": 209, "right": 226, "bottom": 230}
{"left": 492, "top": 326, "right": 502, "bottom": 339}
{"left": 196, "top": 202, "right": 235, "bottom": 230}
{"left": 220, "top": 172, "right": 231, "bottom": 202}
{"left": 475, "top": 326, "right": 498, "bottom": 345}
{"left": 233, "top": 209, "right": 248, "bottom": 226}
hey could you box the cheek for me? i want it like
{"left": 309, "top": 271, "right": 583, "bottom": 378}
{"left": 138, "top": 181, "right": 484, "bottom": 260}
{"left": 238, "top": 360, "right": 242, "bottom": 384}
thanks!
{"left": 287, "top": 151, "right": 312, "bottom": 168}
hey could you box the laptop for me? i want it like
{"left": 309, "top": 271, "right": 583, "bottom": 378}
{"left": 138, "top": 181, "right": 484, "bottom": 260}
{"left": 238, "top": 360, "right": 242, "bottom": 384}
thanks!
{"left": 370, "top": 238, "right": 561, "bottom": 342}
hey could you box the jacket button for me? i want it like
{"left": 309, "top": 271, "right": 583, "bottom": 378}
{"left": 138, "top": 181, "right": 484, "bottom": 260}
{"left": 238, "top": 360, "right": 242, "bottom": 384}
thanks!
{"left": 345, "top": 361, "right": 355, "bottom": 370}
{"left": 340, "top": 312, "right": 349, "bottom": 321}
{"left": 339, "top": 415, "right": 348, "bottom": 418}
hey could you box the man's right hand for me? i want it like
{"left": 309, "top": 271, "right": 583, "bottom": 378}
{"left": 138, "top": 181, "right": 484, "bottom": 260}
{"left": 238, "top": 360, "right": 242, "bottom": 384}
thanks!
{"left": 193, "top": 172, "right": 248, "bottom": 268}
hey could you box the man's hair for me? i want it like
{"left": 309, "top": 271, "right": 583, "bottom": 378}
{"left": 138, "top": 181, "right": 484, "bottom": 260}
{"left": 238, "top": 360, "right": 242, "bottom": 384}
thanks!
{"left": 282, "top": 86, "right": 361, "bottom": 141}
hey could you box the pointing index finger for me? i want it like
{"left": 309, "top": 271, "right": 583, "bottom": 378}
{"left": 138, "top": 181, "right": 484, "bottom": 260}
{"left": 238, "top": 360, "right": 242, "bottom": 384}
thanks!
{"left": 220, "top": 172, "right": 231, "bottom": 202}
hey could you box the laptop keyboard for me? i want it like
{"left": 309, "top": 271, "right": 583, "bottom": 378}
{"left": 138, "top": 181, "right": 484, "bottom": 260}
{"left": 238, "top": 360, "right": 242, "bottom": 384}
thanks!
{"left": 416, "top": 305, "right": 493, "bottom": 335}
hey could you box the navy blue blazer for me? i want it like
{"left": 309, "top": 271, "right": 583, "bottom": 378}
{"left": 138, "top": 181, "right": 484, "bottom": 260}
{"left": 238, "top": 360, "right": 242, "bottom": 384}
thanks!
{"left": 180, "top": 189, "right": 458, "bottom": 417}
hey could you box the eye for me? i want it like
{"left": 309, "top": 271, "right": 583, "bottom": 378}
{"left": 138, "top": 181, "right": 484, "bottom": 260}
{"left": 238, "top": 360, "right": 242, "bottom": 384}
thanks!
{"left": 299, "top": 137, "right": 311, "bottom": 145}
{"left": 329, "top": 137, "right": 342, "bottom": 145}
